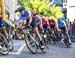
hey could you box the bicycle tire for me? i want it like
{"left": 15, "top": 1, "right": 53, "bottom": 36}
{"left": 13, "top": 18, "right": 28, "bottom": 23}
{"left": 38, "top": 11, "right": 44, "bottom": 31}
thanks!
{"left": 65, "top": 35, "right": 70, "bottom": 48}
{"left": 25, "top": 34, "right": 37, "bottom": 54}
{"left": 0, "top": 33, "right": 9, "bottom": 55}
{"left": 7, "top": 38, "right": 14, "bottom": 51}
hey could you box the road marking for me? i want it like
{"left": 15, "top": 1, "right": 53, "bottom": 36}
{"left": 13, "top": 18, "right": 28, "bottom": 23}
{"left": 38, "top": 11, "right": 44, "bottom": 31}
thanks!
{"left": 17, "top": 44, "right": 26, "bottom": 54}
{"left": 10, "top": 44, "right": 26, "bottom": 54}
{"left": 9, "top": 52, "right": 19, "bottom": 54}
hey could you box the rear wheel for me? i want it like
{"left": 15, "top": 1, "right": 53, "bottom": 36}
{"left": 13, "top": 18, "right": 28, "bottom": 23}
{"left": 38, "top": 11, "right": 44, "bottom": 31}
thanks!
{"left": 63, "top": 34, "right": 70, "bottom": 48}
{"left": 40, "top": 40, "right": 47, "bottom": 53}
{"left": 43, "top": 34, "right": 50, "bottom": 49}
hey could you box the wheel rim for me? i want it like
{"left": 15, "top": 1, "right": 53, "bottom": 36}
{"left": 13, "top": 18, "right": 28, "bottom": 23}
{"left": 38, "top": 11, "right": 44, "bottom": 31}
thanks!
{"left": 0, "top": 35, "right": 9, "bottom": 54}
{"left": 25, "top": 37, "right": 37, "bottom": 53}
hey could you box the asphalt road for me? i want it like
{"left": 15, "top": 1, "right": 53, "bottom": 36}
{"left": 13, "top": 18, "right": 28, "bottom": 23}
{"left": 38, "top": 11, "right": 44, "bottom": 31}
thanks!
{"left": 0, "top": 40, "right": 75, "bottom": 58}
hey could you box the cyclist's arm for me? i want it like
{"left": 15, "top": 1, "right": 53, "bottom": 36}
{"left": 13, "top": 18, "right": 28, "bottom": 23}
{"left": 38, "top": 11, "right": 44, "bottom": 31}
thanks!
{"left": 47, "top": 20, "right": 50, "bottom": 29}
{"left": 27, "top": 11, "right": 32, "bottom": 24}
{"left": 56, "top": 21, "right": 59, "bottom": 30}
{"left": 28, "top": 16, "right": 32, "bottom": 24}
{"left": 40, "top": 19, "right": 42, "bottom": 26}
{"left": 63, "top": 21, "right": 68, "bottom": 32}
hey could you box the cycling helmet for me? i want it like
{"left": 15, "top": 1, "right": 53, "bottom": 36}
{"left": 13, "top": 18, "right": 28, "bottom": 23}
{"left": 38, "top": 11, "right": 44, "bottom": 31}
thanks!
{"left": 42, "top": 16, "right": 47, "bottom": 20}
{"left": 15, "top": 6, "right": 25, "bottom": 13}
{"left": 18, "top": 6, "right": 25, "bottom": 12}
{"left": 58, "top": 18, "right": 62, "bottom": 20}
{"left": 48, "top": 18, "right": 52, "bottom": 20}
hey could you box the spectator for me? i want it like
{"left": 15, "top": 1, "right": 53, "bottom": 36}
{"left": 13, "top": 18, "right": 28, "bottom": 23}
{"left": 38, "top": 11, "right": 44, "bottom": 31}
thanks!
{"left": 72, "top": 19, "right": 75, "bottom": 38}
{"left": 69, "top": 22, "right": 73, "bottom": 39}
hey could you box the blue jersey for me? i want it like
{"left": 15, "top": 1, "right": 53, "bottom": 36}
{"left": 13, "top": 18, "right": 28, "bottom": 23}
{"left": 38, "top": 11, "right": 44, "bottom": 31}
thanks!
{"left": 19, "top": 10, "right": 31, "bottom": 22}
{"left": 58, "top": 20, "right": 66, "bottom": 28}
{"left": 62, "top": 17, "right": 68, "bottom": 24}
{"left": 0, "top": 17, "right": 5, "bottom": 27}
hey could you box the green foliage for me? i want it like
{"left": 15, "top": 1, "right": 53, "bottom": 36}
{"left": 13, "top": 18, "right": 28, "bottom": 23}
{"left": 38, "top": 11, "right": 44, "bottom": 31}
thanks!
{"left": 18, "top": 0, "right": 64, "bottom": 21}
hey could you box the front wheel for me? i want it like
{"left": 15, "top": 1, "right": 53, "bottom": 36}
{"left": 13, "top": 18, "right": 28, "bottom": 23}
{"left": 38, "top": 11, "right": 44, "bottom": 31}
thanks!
{"left": 64, "top": 34, "right": 70, "bottom": 48}
{"left": 0, "top": 33, "right": 9, "bottom": 55}
{"left": 7, "top": 38, "right": 14, "bottom": 51}
{"left": 25, "top": 34, "right": 37, "bottom": 54}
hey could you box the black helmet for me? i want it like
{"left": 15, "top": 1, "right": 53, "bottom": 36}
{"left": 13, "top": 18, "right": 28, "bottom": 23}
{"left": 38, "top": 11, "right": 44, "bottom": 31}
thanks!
{"left": 15, "top": 6, "right": 25, "bottom": 13}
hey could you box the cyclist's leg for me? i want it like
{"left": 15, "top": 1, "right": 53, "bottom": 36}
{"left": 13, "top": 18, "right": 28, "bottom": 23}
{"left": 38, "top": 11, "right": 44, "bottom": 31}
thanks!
{"left": 66, "top": 30, "right": 72, "bottom": 44}
{"left": 62, "top": 27, "right": 71, "bottom": 44}
{"left": 31, "top": 23, "right": 45, "bottom": 48}
{"left": 1, "top": 26, "right": 8, "bottom": 39}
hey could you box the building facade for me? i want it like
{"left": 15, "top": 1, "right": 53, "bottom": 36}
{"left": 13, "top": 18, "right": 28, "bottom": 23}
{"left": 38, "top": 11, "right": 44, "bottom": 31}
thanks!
{"left": 50, "top": 0, "right": 75, "bottom": 22}
{"left": 67, "top": 0, "right": 75, "bottom": 22}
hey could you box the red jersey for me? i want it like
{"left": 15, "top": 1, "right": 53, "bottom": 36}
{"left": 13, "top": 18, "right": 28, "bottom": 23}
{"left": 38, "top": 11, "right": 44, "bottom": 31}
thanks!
{"left": 42, "top": 18, "right": 48, "bottom": 24}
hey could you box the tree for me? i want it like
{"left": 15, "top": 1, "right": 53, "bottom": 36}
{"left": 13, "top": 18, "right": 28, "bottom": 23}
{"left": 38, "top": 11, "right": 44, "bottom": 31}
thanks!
{"left": 18, "top": 0, "right": 64, "bottom": 22}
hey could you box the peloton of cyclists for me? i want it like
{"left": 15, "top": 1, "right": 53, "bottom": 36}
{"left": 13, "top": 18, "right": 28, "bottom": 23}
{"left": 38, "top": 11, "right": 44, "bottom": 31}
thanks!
{"left": 15, "top": 6, "right": 72, "bottom": 49}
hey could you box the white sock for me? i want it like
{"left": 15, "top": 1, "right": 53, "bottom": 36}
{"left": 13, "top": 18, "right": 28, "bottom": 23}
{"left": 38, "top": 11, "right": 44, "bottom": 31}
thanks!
{"left": 69, "top": 38, "right": 71, "bottom": 43}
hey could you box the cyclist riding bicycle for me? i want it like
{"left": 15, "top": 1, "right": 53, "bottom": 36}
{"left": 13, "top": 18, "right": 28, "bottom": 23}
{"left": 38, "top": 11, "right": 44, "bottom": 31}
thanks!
{"left": 48, "top": 18, "right": 56, "bottom": 29}
{"left": 0, "top": 14, "right": 8, "bottom": 48}
{"left": 31, "top": 10, "right": 45, "bottom": 49}
{"left": 42, "top": 16, "right": 50, "bottom": 32}
{"left": 16, "top": 6, "right": 32, "bottom": 31}
{"left": 48, "top": 18, "right": 57, "bottom": 35}
{"left": 57, "top": 18, "right": 72, "bottom": 45}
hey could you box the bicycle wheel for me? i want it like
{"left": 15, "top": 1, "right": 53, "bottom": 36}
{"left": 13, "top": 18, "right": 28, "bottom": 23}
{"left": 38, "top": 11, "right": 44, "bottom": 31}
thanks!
{"left": 8, "top": 28, "right": 14, "bottom": 51}
{"left": 43, "top": 33, "right": 50, "bottom": 49}
{"left": 7, "top": 38, "right": 14, "bottom": 51}
{"left": 39, "top": 39, "right": 47, "bottom": 53}
{"left": 25, "top": 34, "right": 37, "bottom": 54}
{"left": 0, "top": 33, "right": 9, "bottom": 55}
{"left": 51, "top": 30, "right": 56, "bottom": 44}
{"left": 64, "top": 35, "right": 70, "bottom": 48}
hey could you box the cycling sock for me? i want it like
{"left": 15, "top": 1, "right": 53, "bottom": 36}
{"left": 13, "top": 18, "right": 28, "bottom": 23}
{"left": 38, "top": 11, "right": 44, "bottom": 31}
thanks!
{"left": 40, "top": 41, "right": 44, "bottom": 45}
{"left": 69, "top": 38, "right": 72, "bottom": 43}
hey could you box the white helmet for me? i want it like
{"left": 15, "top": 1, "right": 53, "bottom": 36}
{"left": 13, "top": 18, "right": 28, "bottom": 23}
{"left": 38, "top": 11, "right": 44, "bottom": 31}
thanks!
{"left": 48, "top": 18, "right": 52, "bottom": 20}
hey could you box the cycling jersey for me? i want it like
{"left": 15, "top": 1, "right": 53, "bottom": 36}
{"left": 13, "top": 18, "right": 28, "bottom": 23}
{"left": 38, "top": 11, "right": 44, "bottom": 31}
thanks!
{"left": 19, "top": 10, "right": 31, "bottom": 22}
{"left": 42, "top": 18, "right": 48, "bottom": 30}
{"left": 58, "top": 20, "right": 66, "bottom": 28}
{"left": 0, "top": 17, "right": 5, "bottom": 27}
{"left": 31, "top": 15, "right": 41, "bottom": 28}
{"left": 42, "top": 18, "right": 48, "bottom": 24}
{"left": 57, "top": 20, "right": 66, "bottom": 33}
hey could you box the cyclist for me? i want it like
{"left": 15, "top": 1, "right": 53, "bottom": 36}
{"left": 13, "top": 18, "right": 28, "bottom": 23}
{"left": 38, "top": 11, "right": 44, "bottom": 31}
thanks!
{"left": 31, "top": 10, "right": 45, "bottom": 49}
{"left": 48, "top": 18, "right": 56, "bottom": 29}
{"left": 72, "top": 20, "right": 75, "bottom": 38}
{"left": 42, "top": 16, "right": 50, "bottom": 32}
{"left": 48, "top": 18, "right": 58, "bottom": 43}
{"left": 57, "top": 18, "right": 72, "bottom": 45}
{"left": 0, "top": 15, "right": 8, "bottom": 39}
{"left": 48, "top": 18, "right": 57, "bottom": 35}
{"left": 0, "top": 14, "right": 8, "bottom": 48}
{"left": 16, "top": 6, "right": 32, "bottom": 30}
